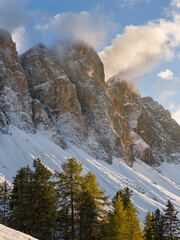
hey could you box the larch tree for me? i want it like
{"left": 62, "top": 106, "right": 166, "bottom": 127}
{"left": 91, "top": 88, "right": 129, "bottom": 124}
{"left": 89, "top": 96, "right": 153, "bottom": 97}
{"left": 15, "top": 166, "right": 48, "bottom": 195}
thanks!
{"left": 144, "top": 211, "right": 155, "bottom": 240}
{"left": 105, "top": 194, "right": 127, "bottom": 240}
{"left": 55, "top": 157, "right": 83, "bottom": 240}
{"left": 125, "top": 201, "right": 143, "bottom": 240}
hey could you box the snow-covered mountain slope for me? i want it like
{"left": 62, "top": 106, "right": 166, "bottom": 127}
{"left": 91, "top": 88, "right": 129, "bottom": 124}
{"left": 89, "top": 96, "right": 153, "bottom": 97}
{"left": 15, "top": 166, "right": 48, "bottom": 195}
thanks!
{"left": 0, "top": 126, "right": 180, "bottom": 221}
{"left": 0, "top": 224, "right": 37, "bottom": 240}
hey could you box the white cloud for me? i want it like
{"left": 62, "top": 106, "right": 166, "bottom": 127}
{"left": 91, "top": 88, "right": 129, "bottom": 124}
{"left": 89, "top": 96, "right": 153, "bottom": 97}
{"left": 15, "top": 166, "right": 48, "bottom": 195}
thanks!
{"left": 159, "top": 90, "right": 176, "bottom": 101}
{"left": 35, "top": 11, "right": 116, "bottom": 50}
{"left": 12, "top": 26, "right": 27, "bottom": 53}
{"left": 158, "top": 69, "right": 174, "bottom": 80}
{"left": 99, "top": 9, "right": 180, "bottom": 80}
{"left": 117, "top": 0, "right": 149, "bottom": 6}
{"left": 172, "top": 108, "right": 180, "bottom": 124}
{"left": 99, "top": 24, "right": 172, "bottom": 80}
{"left": 171, "top": 0, "right": 180, "bottom": 8}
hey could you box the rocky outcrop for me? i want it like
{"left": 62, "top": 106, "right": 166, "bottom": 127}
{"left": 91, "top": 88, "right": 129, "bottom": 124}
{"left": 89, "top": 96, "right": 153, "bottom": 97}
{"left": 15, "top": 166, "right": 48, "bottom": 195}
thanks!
{"left": 0, "top": 28, "right": 35, "bottom": 133}
{"left": 56, "top": 43, "right": 123, "bottom": 161}
{"left": 32, "top": 99, "right": 66, "bottom": 149}
{"left": 107, "top": 74, "right": 180, "bottom": 165}
{"left": 0, "top": 29, "right": 179, "bottom": 166}
{"left": 20, "top": 43, "right": 112, "bottom": 163}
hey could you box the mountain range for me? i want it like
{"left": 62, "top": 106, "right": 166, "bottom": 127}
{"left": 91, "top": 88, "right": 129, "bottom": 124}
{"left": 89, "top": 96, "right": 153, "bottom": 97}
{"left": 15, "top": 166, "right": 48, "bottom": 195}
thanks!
{"left": 0, "top": 28, "right": 180, "bottom": 220}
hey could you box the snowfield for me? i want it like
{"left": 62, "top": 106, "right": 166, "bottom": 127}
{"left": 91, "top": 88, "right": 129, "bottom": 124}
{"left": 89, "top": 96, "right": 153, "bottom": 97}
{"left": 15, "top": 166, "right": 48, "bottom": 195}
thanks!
{"left": 0, "top": 126, "right": 180, "bottom": 221}
{"left": 0, "top": 224, "right": 37, "bottom": 240}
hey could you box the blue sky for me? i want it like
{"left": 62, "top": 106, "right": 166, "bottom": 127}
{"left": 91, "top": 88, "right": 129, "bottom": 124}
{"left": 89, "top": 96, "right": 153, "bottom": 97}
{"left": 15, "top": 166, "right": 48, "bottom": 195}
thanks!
{"left": 0, "top": 0, "right": 180, "bottom": 123}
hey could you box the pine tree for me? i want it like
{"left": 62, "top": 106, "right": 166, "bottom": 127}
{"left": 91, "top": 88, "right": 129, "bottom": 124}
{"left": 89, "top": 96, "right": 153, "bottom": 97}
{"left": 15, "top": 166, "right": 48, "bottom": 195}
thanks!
{"left": 31, "top": 158, "right": 58, "bottom": 240}
{"left": 55, "top": 157, "right": 83, "bottom": 240}
{"left": 144, "top": 211, "right": 155, "bottom": 240}
{"left": 125, "top": 201, "right": 143, "bottom": 240}
{"left": 151, "top": 208, "right": 165, "bottom": 240}
{"left": 9, "top": 166, "right": 33, "bottom": 233}
{"left": 9, "top": 159, "right": 58, "bottom": 240}
{"left": 0, "top": 180, "right": 11, "bottom": 225}
{"left": 163, "top": 200, "right": 180, "bottom": 240}
{"left": 105, "top": 194, "right": 127, "bottom": 240}
{"left": 78, "top": 191, "right": 98, "bottom": 240}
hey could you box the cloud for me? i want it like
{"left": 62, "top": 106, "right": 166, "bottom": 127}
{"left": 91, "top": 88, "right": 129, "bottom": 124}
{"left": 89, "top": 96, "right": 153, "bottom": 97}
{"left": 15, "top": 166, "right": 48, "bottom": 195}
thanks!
{"left": 116, "top": 0, "right": 149, "bottom": 7}
{"left": 35, "top": 11, "right": 116, "bottom": 50}
{"left": 12, "top": 26, "right": 27, "bottom": 53}
{"left": 171, "top": 0, "right": 180, "bottom": 8}
{"left": 172, "top": 108, "right": 180, "bottom": 124}
{"left": 158, "top": 69, "right": 174, "bottom": 80}
{"left": 159, "top": 90, "right": 176, "bottom": 101}
{"left": 0, "top": 0, "right": 28, "bottom": 32}
{"left": 99, "top": 7, "right": 180, "bottom": 80}
{"left": 99, "top": 24, "right": 172, "bottom": 80}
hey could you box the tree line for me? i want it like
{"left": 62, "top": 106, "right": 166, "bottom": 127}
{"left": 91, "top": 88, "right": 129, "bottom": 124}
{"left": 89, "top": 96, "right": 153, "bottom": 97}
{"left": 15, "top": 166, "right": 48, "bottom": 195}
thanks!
{"left": 0, "top": 157, "right": 179, "bottom": 240}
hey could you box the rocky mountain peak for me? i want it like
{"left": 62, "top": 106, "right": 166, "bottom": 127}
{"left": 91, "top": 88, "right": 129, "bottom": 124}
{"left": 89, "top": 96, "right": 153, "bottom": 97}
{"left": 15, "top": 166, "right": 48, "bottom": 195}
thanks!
{"left": 0, "top": 28, "right": 35, "bottom": 133}
{"left": 0, "top": 31, "right": 179, "bottom": 167}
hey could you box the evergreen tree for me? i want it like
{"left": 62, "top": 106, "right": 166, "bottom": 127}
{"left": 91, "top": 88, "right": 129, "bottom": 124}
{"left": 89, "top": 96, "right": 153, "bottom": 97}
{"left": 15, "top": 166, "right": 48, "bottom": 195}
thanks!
{"left": 105, "top": 194, "right": 127, "bottom": 240}
{"left": 163, "top": 200, "right": 180, "bottom": 240}
{"left": 0, "top": 180, "right": 11, "bottom": 225}
{"left": 9, "top": 159, "right": 58, "bottom": 240}
{"left": 82, "top": 171, "right": 109, "bottom": 222}
{"left": 125, "top": 201, "right": 143, "bottom": 240}
{"left": 55, "top": 157, "right": 83, "bottom": 240}
{"left": 9, "top": 166, "right": 32, "bottom": 233}
{"left": 79, "top": 191, "right": 98, "bottom": 240}
{"left": 112, "top": 187, "right": 132, "bottom": 209}
{"left": 144, "top": 211, "right": 155, "bottom": 240}
{"left": 31, "top": 158, "right": 58, "bottom": 240}
{"left": 151, "top": 208, "right": 165, "bottom": 240}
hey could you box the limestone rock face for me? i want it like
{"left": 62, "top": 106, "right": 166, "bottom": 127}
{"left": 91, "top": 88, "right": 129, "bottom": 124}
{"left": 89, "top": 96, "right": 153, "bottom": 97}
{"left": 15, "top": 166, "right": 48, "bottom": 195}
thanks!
{"left": 56, "top": 43, "right": 122, "bottom": 160}
{"left": 32, "top": 99, "right": 66, "bottom": 149}
{"left": 0, "top": 29, "right": 35, "bottom": 133}
{"left": 20, "top": 44, "right": 111, "bottom": 163}
{"left": 107, "top": 74, "right": 180, "bottom": 165}
{"left": 139, "top": 97, "right": 180, "bottom": 164}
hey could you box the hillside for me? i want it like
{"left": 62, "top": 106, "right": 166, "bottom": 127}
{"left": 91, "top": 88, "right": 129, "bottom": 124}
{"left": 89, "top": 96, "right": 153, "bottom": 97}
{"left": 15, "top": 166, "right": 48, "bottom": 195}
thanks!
{"left": 0, "top": 28, "right": 180, "bottom": 220}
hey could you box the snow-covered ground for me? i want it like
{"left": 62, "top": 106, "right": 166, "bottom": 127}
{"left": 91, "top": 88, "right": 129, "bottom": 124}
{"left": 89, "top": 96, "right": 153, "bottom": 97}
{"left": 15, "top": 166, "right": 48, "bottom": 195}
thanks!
{"left": 0, "top": 126, "right": 180, "bottom": 221}
{"left": 0, "top": 224, "right": 37, "bottom": 240}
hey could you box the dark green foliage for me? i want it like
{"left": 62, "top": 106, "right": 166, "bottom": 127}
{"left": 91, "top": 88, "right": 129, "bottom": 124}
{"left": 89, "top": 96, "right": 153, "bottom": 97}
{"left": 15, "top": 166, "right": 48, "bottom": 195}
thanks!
{"left": 31, "top": 159, "right": 58, "bottom": 240}
{"left": 79, "top": 191, "right": 98, "bottom": 240}
{"left": 9, "top": 166, "right": 33, "bottom": 233}
{"left": 0, "top": 180, "right": 11, "bottom": 225}
{"left": 163, "top": 200, "right": 180, "bottom": 240}
{"left": 9, "top": 159, "right": 58, "bottom": 240}
{"left": 151, "top": 209, "right": 165, "bottom": 240}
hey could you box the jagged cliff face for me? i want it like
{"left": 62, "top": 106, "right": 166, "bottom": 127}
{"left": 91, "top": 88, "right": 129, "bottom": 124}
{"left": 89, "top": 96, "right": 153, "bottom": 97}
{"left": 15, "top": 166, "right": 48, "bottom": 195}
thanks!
{"left": 0, "top": 29, "right": 180, "bottom": 166}
{"left": 56, "top": 43, "right": 123, "bottom": 160}
{"left": 107, "top": 75, "right": 180, "bottom": 165}
{"left": 0, "top": 29, "right": 34, "bottom": 133}
{"left": 20, "top": 43, "right": 112, "bottom": 163}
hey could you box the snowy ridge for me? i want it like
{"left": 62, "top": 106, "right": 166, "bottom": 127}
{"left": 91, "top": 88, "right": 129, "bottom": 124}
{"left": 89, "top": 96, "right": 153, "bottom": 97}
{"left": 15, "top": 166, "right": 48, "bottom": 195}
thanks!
{"left": 0, "top": 126, "right": 180, "bottom": 221}
{"left": 0, "top": 224, "right": 37, "bottom": 240}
